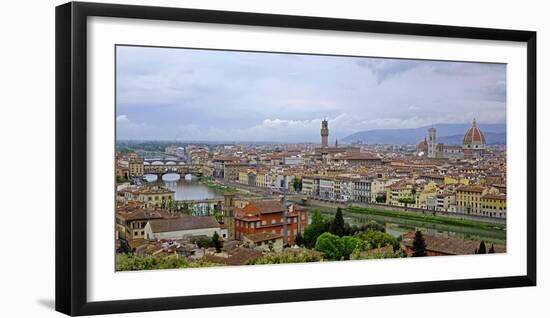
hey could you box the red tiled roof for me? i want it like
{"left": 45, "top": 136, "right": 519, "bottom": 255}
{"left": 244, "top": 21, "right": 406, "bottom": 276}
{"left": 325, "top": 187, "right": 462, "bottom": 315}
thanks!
{"left": 148, "top": 216, "right": 220, "bottom": 233}
{"left": 244, "top": 232, "right": 282, "bottom": 243}
{"left": 402, "top": 232, "right": 505, "bottom": 255}
{"left": 463, "top": 119, "right": 486, "bottom": 145}
{"left": 457, "top": 185, "right": 485, "bottom": 193}
{"left": 242, "top": 200, "right": 284, "bottom": 215}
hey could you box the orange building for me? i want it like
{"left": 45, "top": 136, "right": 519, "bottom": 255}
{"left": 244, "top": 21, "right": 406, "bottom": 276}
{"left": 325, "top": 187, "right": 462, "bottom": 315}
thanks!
{"left": 234, "top": 200, "right": 308, "bottom": 245}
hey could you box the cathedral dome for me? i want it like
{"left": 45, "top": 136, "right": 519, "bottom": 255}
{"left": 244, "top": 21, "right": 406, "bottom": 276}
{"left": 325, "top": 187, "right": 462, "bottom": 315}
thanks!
{"left": 463, "top": 119, "right": 486, "bottom": 145}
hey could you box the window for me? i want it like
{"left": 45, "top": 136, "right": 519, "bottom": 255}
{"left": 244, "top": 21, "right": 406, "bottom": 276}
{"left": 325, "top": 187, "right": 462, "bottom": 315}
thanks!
{"left": 272, "top": 230, "right": 276, "bottom": 234}
{"left": 262, "top": 220, "right": 267, "bottom": 225}
{"left": 281, "top": 229, "right": 285, "bottom": 235}
{"left": 272, "top": 219, "right": 276, "bottom": 224}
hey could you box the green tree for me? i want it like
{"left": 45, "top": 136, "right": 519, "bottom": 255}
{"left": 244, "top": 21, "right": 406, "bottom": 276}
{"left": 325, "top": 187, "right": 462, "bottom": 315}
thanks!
{"left": 303, "top": 210, "right": 329, "bottom": 248}
{"left": 375, "top": 193, "right": 387, "bottom": 203}
{"left": 315, "top": 232, "right": 344, "bottom": 260}
{"left": 398, "top": 197, "right": 416, "bottom": 205}
{"left": 116, "top": 254, "right": 220, "bottom": 271}
{"left": 213, "top": 207, "right": 223, "bottom": 222}
{"left": 212, "top": 232, "right": 223, "bottom": 253}
{"left": 489, "top": 244, "right": 495, "bottom": 253}
{"left": 191, "top": 236, "right": 212, "bottom": 249}
{"left": 248, "top": 249, "right": 322, "bottom": 265}
{"left": 116, "top": 176, "right": 128, "bottom": 184}
{"left": 330, "top": 208, "right": 346, "bottom": 237}
{"left": 293, "top": 178, "right": 303, "bottom": 192}
{"left": 294, "top": 232, "right": 303, "bottom": 246}
{"left": 477, "top": 241, "right": 487, "bottom": 254}
{"left": 356, "top": 230, "right": 400, "bottom": 251}
{"left": 340, "top": 236, "right": 361, "bottom": 260}
{"left": 412, "top": 230, "right": 427, "bottom": 257}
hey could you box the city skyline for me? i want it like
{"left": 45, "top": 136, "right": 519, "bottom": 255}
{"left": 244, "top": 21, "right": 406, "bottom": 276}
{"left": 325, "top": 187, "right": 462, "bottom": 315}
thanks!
{"left": 116, "top": 45, "right": 506, "bottom": 142}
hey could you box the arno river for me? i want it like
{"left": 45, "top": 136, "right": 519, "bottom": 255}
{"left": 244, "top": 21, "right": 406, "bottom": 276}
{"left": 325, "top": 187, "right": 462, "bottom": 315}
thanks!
{"left": 145, "top": 173, "right": 219, "bottom": 201}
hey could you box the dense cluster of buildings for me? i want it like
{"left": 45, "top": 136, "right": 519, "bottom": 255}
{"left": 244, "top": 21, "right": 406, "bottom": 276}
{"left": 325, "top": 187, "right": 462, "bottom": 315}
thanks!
{"left": 115, "top": 117, "right": 507, "bottom": 266}
{"left": 115, "top": 183, "right": 309, "bottom": 261}
{"left": 202, "top": 119, "right": 506, "bottom": 219}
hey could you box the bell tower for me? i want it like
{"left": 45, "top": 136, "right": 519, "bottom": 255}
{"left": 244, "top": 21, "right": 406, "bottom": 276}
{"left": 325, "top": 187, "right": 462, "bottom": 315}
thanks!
{"left": 321, "top": 118, "right": 329, "bottom": 148}
{"left": 427, "top": 127, "right": 436, "bottom": 158}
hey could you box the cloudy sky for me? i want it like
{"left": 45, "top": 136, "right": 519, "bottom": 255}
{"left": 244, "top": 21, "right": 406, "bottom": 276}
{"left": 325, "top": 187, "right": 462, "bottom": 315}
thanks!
{"left": 116, "top": 45, "right": 506, "bottom": 142}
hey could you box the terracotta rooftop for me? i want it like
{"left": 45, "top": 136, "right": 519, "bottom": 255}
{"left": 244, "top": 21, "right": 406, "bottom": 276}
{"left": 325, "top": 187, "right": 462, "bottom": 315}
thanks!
{"left": 242, "top": 200, "right": 284, "bottom": 215}
{"left": 457, "top": 185, "right": 486, "bottom": 193}
{"left": 482, "top": 193, "right": 506, "bottom": 200}
{"left": 344, "top": 155, "right": 381, "bottom": 160}
{"left": 244, "top": 232, "right": 283, "bottom": 243}
{"left": 148, "top": 216, "right": 220, "bottom": 233}
{"left": 116, "top": 207, "right": 168, "bottom": 222}
{"left": 402, "top": 231, "right": 506, "bottom": 255}
{"left": 204, "top": 247, "right": 262, "bottom": 266}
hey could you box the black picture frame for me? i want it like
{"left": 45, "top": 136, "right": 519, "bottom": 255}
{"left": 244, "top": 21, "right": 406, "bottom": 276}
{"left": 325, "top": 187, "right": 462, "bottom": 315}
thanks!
{"left": 55, "top": 1, "right": 537, "bottom": 316}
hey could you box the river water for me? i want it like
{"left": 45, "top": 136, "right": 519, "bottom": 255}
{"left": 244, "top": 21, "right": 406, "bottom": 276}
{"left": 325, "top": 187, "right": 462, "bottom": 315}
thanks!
{"left": 147, "top": 173, "right": 221, "bottom": 201}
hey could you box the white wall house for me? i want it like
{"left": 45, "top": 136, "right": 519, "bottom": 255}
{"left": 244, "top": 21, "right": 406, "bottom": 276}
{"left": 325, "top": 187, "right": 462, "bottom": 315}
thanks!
{"left": 144, "top": 216, "right": 227, "bottom": 240}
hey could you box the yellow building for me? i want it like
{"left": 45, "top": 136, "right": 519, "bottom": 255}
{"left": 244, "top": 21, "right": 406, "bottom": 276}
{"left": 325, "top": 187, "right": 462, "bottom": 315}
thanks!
{"left": 238, "top": 170, "right": 249, "bottom": 185}
{"left": 256, "top": 172, "right": 266, "bottom": 188}
{"left": 386, "top": 183, "right": 415, "bottom": 206}
{"left": 444, "top": 176, "right": 469, "bottom": 186}
{"left": 481, "top": 193, "right": 507, "bottom": 218}
{"left": 455, "top": 185, "right": 498, "bottom": 216}
{"left": 116, "top": 206, "right": 167, "bottom": 241}
{"left": 128, "top": 158, "right": 144, "bottom": 177}
{"left": 136, "top": 186, "right": 175, "bottom": 208}
{"left": 415, "top": 182, "right": 438, "bottom": 209}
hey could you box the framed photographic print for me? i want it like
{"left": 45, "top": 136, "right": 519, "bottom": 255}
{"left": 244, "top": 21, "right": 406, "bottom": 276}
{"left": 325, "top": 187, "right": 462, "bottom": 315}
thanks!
{"left": 55, "top": 1, "right": 536, "bottom": 316}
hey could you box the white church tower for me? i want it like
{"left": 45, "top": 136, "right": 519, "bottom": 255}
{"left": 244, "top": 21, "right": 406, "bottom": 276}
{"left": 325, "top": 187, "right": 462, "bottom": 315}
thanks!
{"left": 427, "top": 127, "right": 436, "bottom": 158}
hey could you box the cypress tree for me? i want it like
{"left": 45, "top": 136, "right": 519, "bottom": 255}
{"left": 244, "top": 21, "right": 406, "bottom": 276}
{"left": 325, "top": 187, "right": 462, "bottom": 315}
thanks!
{"left": 412, "top": 230, "right": 427, "bottom": 257}
{"left": 478, "top": 241, "right": 487, "bottom": 254}
{"left": 488, "top": 244, "right": 495, "bottom": 254}
{"left": 330, "top": 208, "right": 346, "bottom": 237}
{"left": 212, "top": 232, "right": 222, "bottom": 253}
{"left": 295, "top": 232, "right": 303, "bottom": 246}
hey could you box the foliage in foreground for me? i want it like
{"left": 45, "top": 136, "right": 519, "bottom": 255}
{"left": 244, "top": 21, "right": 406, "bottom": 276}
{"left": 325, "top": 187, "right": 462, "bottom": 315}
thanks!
{"left": 314, "top": 232, "right": 361, "bottom": 260}
{"left": 354, "top": 230, "right": 401, "bottom": 252}
{"left": 351, "top": 248, "right": 404, "bottom": 260}
{"left": 301, "top": 209, "right": 386, "bottom": 249}
{"left": 116, "top": 254, "right": 221, "bottom": 271}
{"left": 248, "top": 250, "right": 323, "bottom": 265}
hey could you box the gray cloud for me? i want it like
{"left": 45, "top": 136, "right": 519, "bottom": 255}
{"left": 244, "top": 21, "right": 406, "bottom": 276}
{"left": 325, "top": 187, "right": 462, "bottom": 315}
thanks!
{"left": 116, "top": 46, "right": 506, "bottom": 142}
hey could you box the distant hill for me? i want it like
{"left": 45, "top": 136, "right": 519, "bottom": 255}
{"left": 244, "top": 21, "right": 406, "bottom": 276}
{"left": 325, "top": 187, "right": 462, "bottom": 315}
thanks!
{"left": 341, "top": 123, "right": 506, "bottom": 145}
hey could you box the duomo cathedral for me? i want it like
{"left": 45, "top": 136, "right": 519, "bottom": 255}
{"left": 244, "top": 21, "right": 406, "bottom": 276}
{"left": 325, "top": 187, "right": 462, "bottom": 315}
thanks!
{"left": 417, "top": 119, "right": 487, "bottom": 160}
